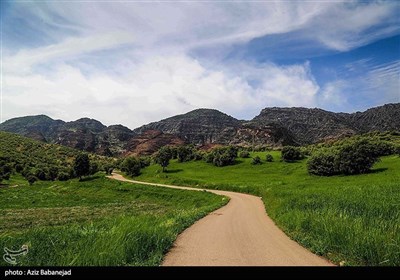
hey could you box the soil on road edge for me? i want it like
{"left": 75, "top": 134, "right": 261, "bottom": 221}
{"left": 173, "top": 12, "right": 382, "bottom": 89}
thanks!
{"left": 108, "top": 173, "right": 333, "bottom": 266}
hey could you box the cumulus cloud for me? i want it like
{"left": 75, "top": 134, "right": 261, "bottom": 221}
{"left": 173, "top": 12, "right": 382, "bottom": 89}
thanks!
{"left": 2, "top": 1, "right": 399, "bottom": 125}
{"left": 4, "top": 55, "right": 319, "bottom": 128}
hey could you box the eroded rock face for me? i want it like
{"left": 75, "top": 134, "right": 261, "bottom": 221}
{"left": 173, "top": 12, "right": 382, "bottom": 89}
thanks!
{"left": 1, "top": 103, "right": 398, "bottom": 155}
{"left": 250, "top": 107, "right": 357, "bottom": 145}
{"left": 126, "top": 130, "right": 185, "bottom": 156}
{"left": 134, "top": 109, "right": 242, "bottom": 145}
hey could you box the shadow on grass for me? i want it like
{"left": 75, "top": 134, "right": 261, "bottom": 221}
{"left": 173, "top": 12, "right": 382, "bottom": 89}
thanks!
{"left": 79, "top": 175, "right": 102, "bottom": 182}
{"left": 165, "top": 169, "right": 183, "bottom": 174}
{"left": 369, "top": 167, "right": 388, "bottom": 174}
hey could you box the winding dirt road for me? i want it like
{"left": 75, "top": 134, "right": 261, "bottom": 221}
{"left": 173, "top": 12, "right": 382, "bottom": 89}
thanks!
{"left": 109, "top": 173, "right": 333, "bottom": 266}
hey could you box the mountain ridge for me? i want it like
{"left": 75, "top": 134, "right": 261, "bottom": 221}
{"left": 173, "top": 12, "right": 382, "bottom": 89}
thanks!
{"left": 1, "top": 103, "right": 398, "bottom": 155}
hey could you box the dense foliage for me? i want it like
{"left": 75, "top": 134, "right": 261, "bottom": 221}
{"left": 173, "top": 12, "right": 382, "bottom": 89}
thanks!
{"left": 239, "top": 151, "right": 250, "bottom": 158}
{"left": 251, "top": 156, "right": 262, "bottom": 165}
{"left": 281, "top": 146, "right": 303, "bottom": 162}
{"left": 120, "top": 157, "right": 142, "bottom": 177}
{"left": 308, "top": 139, "right": 382, "bottom": 176}
{"left": 154, "top": 146, "right": 173, "bottom": 172}
{"left": 0, "top": 131, "right": 114, "bottom": 183}
{"left": 204, "top": 146, "right": 238, "bottom": 167}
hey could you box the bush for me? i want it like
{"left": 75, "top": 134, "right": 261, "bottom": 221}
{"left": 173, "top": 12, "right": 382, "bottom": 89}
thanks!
{"left": 73, "top": 154, "right": 90, "bottom": 180}
{"left": 336, "top": 140, "right": 380, "bottom": 175}
{"left": 251, "top": 156, "right": 262, "bottom": 165}
{"left": 120, "top": 157, "right": 141, "bottom": 177}
{"left": 57, "top": 172, "right": 70, "bottom": 181}
{"left": 177, "top": 145, "right": 196, "bottom": 162}
{"left": 307, "top": 140, "right": 380, "bottom": 176}
{"left": 34, "top": 168, "right": 47, "bottom": 181}
{"left": 266, "top": 154, "right": 273, "bottom": 162}
{"left": 281, "top": 146, "right": 303, "bottom": 162}
{"left": 206, "top": 146, "right": 238, "bottom": 167}
{"left": 307, "top": 150, "right": 339, "bottom": 176}
{"left": 0, "top": 158, "right": 12, "bottom": 183}
{"left": 239, "top": 151, "right": 250, "bottom": 158}
{"left": 139, "top": 157, "right": 151, "bottom": 168}
{"left": 26, "top": 174, "right": 37, "bottom": 185}
{"left": 89, "top": 162, "right": 98, "bottom": 175}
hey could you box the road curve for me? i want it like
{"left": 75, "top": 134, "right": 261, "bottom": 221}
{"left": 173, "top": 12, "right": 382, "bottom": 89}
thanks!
{"left": 108, "top": 173, "right": 333, "bottom": 266}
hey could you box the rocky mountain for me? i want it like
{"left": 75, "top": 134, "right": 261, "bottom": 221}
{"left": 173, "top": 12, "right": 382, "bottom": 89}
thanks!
{"left": 134, "top": 109, "right": 242, "bottom": 144}
{"left": 250, "top": 103, "right": 399, "bottom": 144}
{"left": 250, "top": 107, "right": 356, "bottom": 145}
{"left": 349, "top": 103, "right": 400, "bottom": 133}
{"left": 1, "top": 103, "right": 398, "bottom": 155}
{"left": 0, "top": 116, "right": 136, "bottom": 156}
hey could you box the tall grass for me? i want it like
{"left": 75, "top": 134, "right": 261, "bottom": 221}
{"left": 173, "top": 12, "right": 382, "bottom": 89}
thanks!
{"left": 0, "top": 175, "right": 227, "bottom": 266}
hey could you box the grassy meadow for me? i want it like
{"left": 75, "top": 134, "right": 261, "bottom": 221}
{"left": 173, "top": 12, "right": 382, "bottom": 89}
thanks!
{"left": 135, "top": 151, "right": 400, "bottom": 266}
{"left": 0, "top": 174, "right": 227, "bottom": 266}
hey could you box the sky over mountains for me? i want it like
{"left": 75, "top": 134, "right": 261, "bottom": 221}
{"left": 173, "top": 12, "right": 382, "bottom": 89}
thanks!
{"left": 2, "top": 1, "right": 399, "bottom": 128}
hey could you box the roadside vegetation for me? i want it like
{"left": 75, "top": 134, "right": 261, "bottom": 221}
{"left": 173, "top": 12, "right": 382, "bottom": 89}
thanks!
{"left": 133, "top": 131, "right": 400, "bottom": 266}
{"left": 0, "top": 174, "right": 226, "bottom": 266}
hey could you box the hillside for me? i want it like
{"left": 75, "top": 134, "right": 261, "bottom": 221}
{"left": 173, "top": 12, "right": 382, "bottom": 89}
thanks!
{"left": 0, "top": 131, "right": 110, "bottom": 181}
{"left": 1, "top": 103, "right": 399, "bottom": 154}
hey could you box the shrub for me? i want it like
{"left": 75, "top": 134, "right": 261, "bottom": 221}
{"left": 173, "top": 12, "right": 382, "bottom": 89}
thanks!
{"left": 281, "top": 146, "right": 303, "bottom": 162}
{"left": 26, "top": 174, "right": 37, "bottom": 185}
{"left": 266, "top": 154, "right": 274, "bottom": 162}
{"left": 120, "top": 157, "right": 141, "bottom": 177}
{"left": 57, "top": 172, "right": 70, "bottom": 181}
{"left": 307, "top": 150, "right": 339, "bottom": 176}
{"left": 177, "top": 146, "right": 196, "bottom": 162}
{"left": 73, "top": 154, "right": 90, "bottom": 180}
{"left": 0, "top": 158, "right": 12, "bottom": 183}
{"left": 336, "top": 140, "right": 379, "bottom": 175}
{"left": 89, "top": 162, "right": 99, "bottom": 175}
{"left": 251, "top": 156, "right": 262, "bottom": 165}
{"left": 139, "top": 157, "right": 151, "bottom": 168}
{"left": 206, "top": 146, "right": 238, "bottom": 167}
{"left": 239, "top": 151, "right": 250, "bottom": 158}
{"left": 307, "top": 139, "right": 380, "bottom": 176}
{"left": 34, "top": 168, "right": 47, "bottom": 181}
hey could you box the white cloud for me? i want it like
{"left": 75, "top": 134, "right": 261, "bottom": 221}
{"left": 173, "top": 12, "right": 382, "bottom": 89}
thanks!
{"left": 4, "top": 32, "right": 135, "bottom": 74}
{"left": 2, "top": 1, "right": 399, "bottom": 126}
{"left": 3, "top": 56, "right": 319, "bottom": 128}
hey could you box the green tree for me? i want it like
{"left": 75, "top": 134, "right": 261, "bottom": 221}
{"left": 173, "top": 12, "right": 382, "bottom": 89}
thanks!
{"left": 73, "top": 154, "right": 90, "bottom": 180}
{"left": 281, "top": 146, "right": 303, "bottom": 162}
{"left": 120, "top": 157, "right": 141, "bottom": 177}
{"left": 0, "top": 157, "right": 12, "bottom": 183}
{"left": 251, "top": 156, "right": 262, "bottom": 165}
{"left": 154, "top": 147, "right": 173, "bottom": 172}
{"left": 207, "top": 146, "right": 238, "bottom": 167}
{"left": 266, "top": 154, "right": 274, "bottom": 162}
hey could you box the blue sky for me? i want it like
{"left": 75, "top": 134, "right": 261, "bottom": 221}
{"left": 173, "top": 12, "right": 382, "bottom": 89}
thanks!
{"left": 1, "top": 1, "right": 399, "bottom": 128}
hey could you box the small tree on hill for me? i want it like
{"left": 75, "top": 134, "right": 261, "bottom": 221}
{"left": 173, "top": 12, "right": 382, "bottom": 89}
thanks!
{"left": 120, "top": 157, "right": 141, "bottom": 177}
{"left": 73, "top": 154, "right": 90, "bottom": 180}
{"left": 154, "top": 146, "right": 173, "bottom": 172}
{"left": 266, "top": 154, "right": 274, "bottom": 162}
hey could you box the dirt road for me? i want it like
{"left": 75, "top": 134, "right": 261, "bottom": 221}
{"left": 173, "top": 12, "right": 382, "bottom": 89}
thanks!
{"left": 109, "top": 173, "right": 333, "bottom": 266}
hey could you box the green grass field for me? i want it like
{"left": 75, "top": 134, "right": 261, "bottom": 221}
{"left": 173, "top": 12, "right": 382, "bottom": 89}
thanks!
{"left": 136, "top": 151, "right": 400, "bottom": 266}
{"left": 0, "top": 174, "right": 227, "bottom": 266}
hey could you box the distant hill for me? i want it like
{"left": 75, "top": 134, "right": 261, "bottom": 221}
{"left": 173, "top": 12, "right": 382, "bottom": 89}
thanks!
{"left": 1, "top": 103, "right": 398, "bottom": 155}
